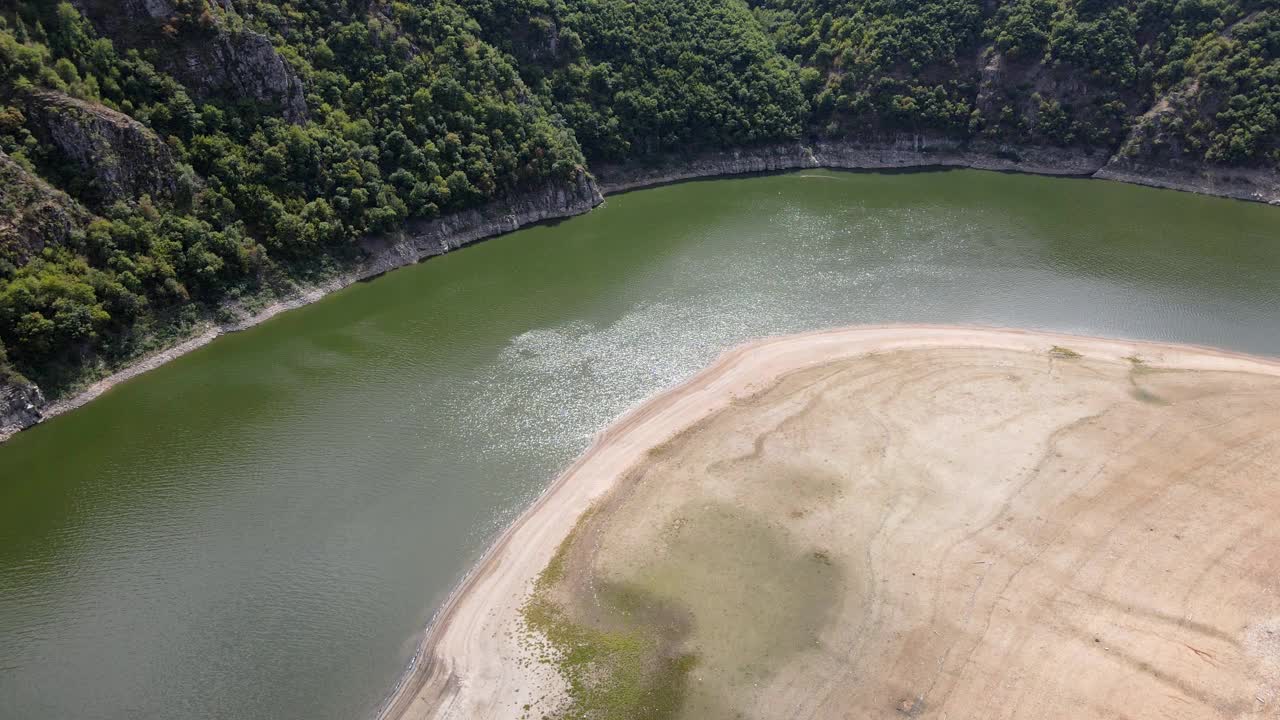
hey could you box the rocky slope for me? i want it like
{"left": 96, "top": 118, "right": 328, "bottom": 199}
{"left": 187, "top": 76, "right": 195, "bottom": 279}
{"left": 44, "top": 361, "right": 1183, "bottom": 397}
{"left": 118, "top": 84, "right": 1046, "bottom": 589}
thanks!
{"left": 0, "top": 169, "right": 603, "bottom": 442}
{"left": 0, "top": 372, "right": 44, "bottom": 440}
{"left": 1094, "top": 157, "right": 1280, "bottom": 204}
{"left": 24, "top": 90, "right": 181, "bottom": 206}
{"left": 0, "top": 149, "right": 91, "bottom": 264}
{"left": 594, "top": 137, "right": 1111, "bottom": 192}
{"left": 596, "top": 138, "right": 1280, "bottom": 204}
{"left": 0, "top": 0, "right": 1276, "bottom": 442}
{"left": 67, "top": 0, "right": 307, "bottom": 122}
{"left": 7, "top": 130, "right": 1275, "bottom": 442}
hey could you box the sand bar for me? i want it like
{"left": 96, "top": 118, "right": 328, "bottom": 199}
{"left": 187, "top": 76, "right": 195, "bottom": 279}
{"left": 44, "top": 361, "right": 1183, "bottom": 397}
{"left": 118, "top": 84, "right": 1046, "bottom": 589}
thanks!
{"left": 378, "top": 325, "right": 1280, "bottom": 720}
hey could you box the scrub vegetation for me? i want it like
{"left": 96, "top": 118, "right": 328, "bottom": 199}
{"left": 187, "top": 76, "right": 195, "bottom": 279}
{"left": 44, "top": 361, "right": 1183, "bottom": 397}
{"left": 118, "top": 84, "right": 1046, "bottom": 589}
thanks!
{"left": 1, "top": 0, "right": 1277, "bottom": 392}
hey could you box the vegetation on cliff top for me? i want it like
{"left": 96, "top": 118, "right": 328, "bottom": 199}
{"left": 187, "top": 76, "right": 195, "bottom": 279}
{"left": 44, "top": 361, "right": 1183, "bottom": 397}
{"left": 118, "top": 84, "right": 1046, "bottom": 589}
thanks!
{"left": 464, "top": 0, "right": 809, "bottom": 160}
{"left": 756, "top": 0, "right": 1279, "bottom": 154}
{"left": 1, "top": 0, "right": 584, "bottom": 389}
{"left": 0, "top": 0, "right": 1276, "bottom": 394}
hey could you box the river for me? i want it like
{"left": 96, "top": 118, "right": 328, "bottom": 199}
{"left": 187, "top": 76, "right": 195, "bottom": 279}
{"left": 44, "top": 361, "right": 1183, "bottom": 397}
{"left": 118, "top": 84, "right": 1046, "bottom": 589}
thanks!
{"left": 2, "top": 169, "right": 1278, "bottom": 720}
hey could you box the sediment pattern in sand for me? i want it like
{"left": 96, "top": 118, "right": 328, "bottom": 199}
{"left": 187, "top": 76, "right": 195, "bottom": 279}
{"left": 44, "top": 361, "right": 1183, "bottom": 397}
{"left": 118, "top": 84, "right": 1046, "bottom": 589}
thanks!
{"left": 383, "top": 327, "right": 1280, "bottom": 720}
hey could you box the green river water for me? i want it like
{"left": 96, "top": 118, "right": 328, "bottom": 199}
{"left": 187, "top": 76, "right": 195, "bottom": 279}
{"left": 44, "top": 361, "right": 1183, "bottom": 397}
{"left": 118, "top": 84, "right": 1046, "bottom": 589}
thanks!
{"left": 1, "top": 169, "right": 1278, "bottom": 720}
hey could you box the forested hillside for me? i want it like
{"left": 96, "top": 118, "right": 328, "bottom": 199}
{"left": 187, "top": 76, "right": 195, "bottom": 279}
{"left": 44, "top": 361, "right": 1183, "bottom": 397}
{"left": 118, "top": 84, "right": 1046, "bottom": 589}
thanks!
{"left": 0, "top": 0, "right": 1276, "bottom": 401}
{"left": 463, "top": 0, "right": 808, "bottom": 159}
{"left": 754, "top": 0, "right": 1279, "bottom": 161}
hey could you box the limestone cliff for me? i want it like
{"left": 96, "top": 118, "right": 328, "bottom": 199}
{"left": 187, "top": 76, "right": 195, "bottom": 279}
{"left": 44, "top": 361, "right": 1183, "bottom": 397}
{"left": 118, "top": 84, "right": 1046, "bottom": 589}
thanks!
{"left": 1094, "top": 157, "right": 1280, "bottom": 205}
{"left": 0, "top": 149, "right": 91, "bottom": 265}
{"left": 1, "top": 171, "right": 604, "bottom": 441}
{"left": 592, "top": 138, "right": 1278, "bottom": 205}
{"left": 593, "top": 138, "right": 1111, "bottom": 194}
{"left": 2, "top": 0, "right": 1276, "bottom": 447}
{"left": 381, "top": 170, "right": 605, "bottom": 268}
{"left": 0, "top": 376, "right": 44, "bottom": 442}
{"left": 1097, "top": 80, "right": 1279, "bottom": 204}
{"left": 24, "top": 90, "right": 180, "bottom": 206}
{"left": 68, "top": 0, "right": 307, "bottom": 122}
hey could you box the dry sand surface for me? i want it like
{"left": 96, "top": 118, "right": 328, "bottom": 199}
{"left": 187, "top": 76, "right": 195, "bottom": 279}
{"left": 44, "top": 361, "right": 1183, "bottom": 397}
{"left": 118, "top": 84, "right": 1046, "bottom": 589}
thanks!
{"left": 380, "top": 326, "right": 1280, "bottom": 720}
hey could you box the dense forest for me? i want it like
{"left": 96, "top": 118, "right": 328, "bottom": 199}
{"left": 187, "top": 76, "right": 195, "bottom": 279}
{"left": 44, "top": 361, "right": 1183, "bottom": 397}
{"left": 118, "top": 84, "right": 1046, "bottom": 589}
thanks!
{"left": 0, "top": 0, "right": 1276, "bottom": 396}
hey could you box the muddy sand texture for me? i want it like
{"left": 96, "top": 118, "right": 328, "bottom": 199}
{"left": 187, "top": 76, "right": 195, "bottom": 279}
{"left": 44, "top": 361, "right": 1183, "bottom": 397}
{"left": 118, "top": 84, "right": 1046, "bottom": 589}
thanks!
{"left": 381, "top": 327, "right": 1280, "bottom": 720}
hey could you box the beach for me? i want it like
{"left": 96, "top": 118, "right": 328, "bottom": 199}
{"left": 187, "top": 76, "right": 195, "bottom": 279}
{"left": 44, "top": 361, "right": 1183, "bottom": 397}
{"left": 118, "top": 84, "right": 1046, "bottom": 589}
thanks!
{"left": 379, "top": 325, "right": 1280, "bottom": 719}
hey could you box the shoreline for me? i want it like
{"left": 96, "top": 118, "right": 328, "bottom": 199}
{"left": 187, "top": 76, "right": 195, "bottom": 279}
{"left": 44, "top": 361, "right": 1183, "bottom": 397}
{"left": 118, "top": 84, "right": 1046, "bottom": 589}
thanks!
{"left": 592, "top": 139, "right": 1280, "bottom": 202}
{"left": 592, "top": 139, "right": 1109, "bottom": 195}
{"left": 2, "top": 144, "right": 1276, "bottom": 442}
{"left": 373, "top": 324, "right": 1280, "bottom": 720}
{"left": 0, "top": 170, "right": 604, "bottom": 441}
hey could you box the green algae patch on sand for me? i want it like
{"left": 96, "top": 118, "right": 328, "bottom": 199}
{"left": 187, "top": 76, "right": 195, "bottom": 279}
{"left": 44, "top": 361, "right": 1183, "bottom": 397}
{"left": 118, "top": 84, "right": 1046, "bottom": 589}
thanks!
{"left": 520, "top": 600, "right": 697, "bottom": 720}
{"left": 601, "top": 501, "right": 844, "bottom": 708}
{"left": 520, "top": 490, "right": 844, "bottom": 719}
{"left": 520, "top": 510, "right": 701, "bottom": 720}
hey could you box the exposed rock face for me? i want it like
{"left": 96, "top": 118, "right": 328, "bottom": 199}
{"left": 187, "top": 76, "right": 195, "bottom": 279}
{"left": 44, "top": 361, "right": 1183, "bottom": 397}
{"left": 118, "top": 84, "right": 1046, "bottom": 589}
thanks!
{"left": 593, "top": 138, "right": 1111, "bottom": 193}
{"left": 67, "top": 0, "right": 182, "bottom": 47}
{"left": 0, "top": 150, "right": 91, "bottom": 264}
{"left": 593, "top": 138, "right": 1280, "bottom": 205}
{"left": 0, "top": 171, "right": 603, "bottom": 444}
{"left": 24, "top": 90, "right": 179, "bottom": 206}
{"left": 166, "top": 26, "right": 308, "bottom": 123}
{"left": 2, "top": 142, "right": 1275, "bottom": 445}
{"left": 1098, "top": 80, "right": 1280, "bottom": 205}
{"left": 0, "top": 377, "right": 45, "bottom": 442}
{"left": 69, "top": 0, "right": 308, "bottom": 123}
{"left": 1094, "top": 158, "right": 1280, "bottom": 205}
{"left": 1113, "top": 81, "right": 1202, "bottom": 163}
{"left": 360, "top": 169, "right": 604, "bottom": 279}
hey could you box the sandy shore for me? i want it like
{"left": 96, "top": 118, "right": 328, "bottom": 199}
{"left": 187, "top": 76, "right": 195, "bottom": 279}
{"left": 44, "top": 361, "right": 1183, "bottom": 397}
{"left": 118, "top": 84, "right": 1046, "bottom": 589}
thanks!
{"left": 377, "top": 325, "right": 1280, "bottom": 720}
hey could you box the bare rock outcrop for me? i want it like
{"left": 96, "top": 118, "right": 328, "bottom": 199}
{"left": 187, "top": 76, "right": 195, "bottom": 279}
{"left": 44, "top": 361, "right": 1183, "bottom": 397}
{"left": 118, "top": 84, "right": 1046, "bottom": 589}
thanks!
{"left": 361, "top": 169, "right": 604, "bottom": 277}
{"left": 69, "top": 0, "right": 307, "bottom": 123}
{"left": 0, "top": 149, "right": 92, "bottom": 264}
{"left": 0, "top": 376, "right": 45, "bottom": 442}
{"left": 202, "top": 28, "right": 308, "bottom": 123}
{"left": 593, "top": 138, "right": 1110, "bottom": 194}
{"left": 1099, "top": 80, "right": 1280, "bottom": 205}
{"left": 24, "top": 90, "right": 179, "bottom": 206}
{"left": 0, "top": 170, "right": 603, "bottom": 444}
{"left": 593, "top": 137, "right": 1278, "bottom": 205}
{"left": 1094, "top": 157, "right": 1280, "bottom": 205}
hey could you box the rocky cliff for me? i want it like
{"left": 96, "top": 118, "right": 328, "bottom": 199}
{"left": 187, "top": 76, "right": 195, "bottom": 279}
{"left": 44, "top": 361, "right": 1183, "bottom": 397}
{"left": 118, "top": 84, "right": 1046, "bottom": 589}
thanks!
{"left": 1, "top": 0, "right": 1277, "bottom": 444}
{"left": 0, "top": 128, "right": 1277, "bottom": 444}
{"left": 595, "top": 138, "right": 1109, "bottom": 193}
{"left": 368, "top": 169, "right": 605, "bottom": 272}
{"left": 68, "top": 0, "right": 308, "bottom": 122}
{"left": 24, "top": 90, "right": 181, "bottom": 206}
{"left": 593, "top": 139, "right": 1279, "bottom": 204}
{"left": 0, "top": 149, "right": 91, "bottom": 264}
{"left": 0, "top": 376, "right": 45, "bottom": 442}
{"left": 1095, "top": 80, "right": 1280, "bottom": 204}
{"left": 240, "top": 170, "right": 606, "bottom": 329}
{"left": 167, "top": 25, "right": 308, "bottom": 123}
{"left": 4, "top": 171, "right": 603, "bottom": 440}
{"left": 1094, "top": 158, "right": 1280, "bottom": 205}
